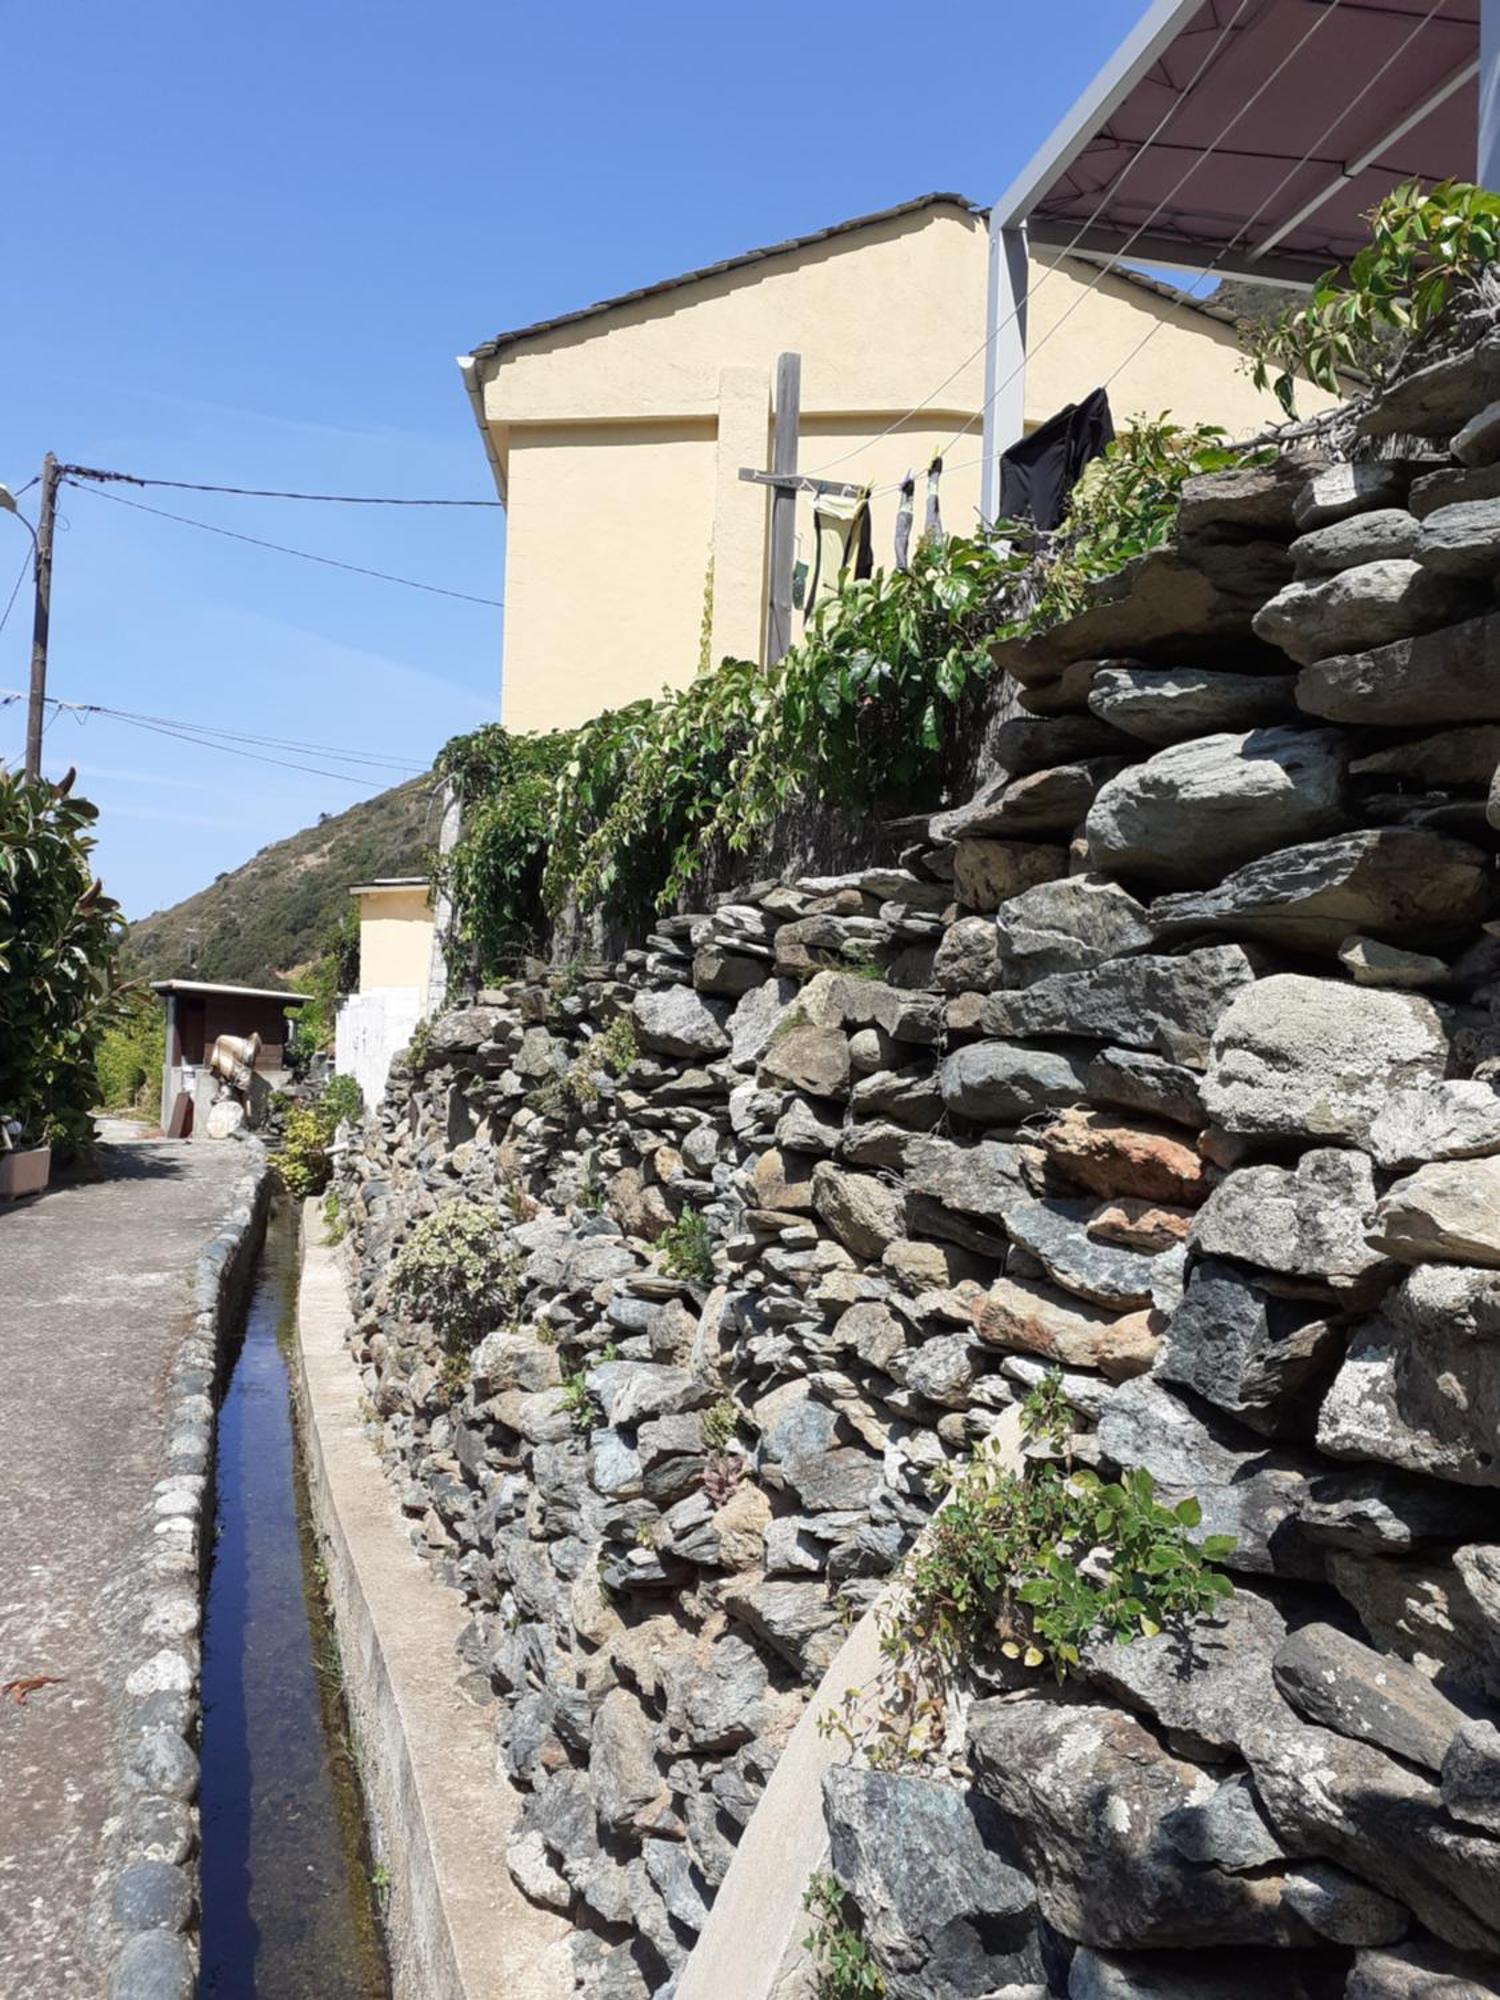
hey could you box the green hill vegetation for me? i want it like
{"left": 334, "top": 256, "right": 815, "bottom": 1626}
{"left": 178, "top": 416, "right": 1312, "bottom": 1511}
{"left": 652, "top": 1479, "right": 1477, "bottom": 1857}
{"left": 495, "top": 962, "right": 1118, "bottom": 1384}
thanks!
{"left": 124, "top": 773, "right": 437, "bottom": 987}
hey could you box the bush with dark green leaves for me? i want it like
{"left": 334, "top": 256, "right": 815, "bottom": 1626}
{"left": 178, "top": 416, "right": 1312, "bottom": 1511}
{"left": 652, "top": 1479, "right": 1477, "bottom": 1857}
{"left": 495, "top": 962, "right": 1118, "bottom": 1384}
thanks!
{"left": 1, "top": 768, "right": 126, "bottom": 1158}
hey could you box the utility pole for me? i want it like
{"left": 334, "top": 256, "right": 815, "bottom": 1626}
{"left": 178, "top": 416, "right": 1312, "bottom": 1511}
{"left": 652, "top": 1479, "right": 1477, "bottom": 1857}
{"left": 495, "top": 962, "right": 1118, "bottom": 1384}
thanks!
{"left": 24, "top": 454, "right": 59, "bottom": 782}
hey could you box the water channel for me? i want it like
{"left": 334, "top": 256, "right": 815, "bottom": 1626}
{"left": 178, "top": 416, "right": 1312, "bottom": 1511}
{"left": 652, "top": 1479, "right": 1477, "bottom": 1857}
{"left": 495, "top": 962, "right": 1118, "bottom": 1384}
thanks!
{"left": 197, "top": 1202, "right": 389, "bottom": 1998}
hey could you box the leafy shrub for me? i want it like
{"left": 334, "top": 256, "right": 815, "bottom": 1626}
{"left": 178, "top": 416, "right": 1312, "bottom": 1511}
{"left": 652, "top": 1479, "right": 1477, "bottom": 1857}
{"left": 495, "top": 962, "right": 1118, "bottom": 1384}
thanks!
{"left": 279, "top": 1106, "right": 335, "bottom": 1198}
{"left": 1244, "top": 179, "right": 1500, "bottom": 415}
{"left": 702, "top": 1395, "right": 738, "bottom": 1452}
{"left": 0, "top": 768, "right": 126, "bottom": 1158}
{"left": 435, "top": 725, "right": 578, "bottom": 973}
{"left": 276, "top": 1074, "right": 362, "bottom": 1198}
{"left": 658, "top": 1209, "right": 715, "bottom": 1284}
{"left": 95, "top": 989, "right": 164, "bottom": 1113}
{"left": 802, "top": 1874, "right": 884, "bottom": 1999}
{"left": 321, "top": 1188, "right": 346, "bottom": 1245}
{"left": 388, "top": 1201, "right": 519, "bottom": 1350}
{"left": 288, "top": 905, "right": 360, "bottom": 1077}
{"left": 561, "top": 1370, "right": 598, "bottom": 1436}
{"left": 824, "top": 1372, "right": 1234, "bottom": 1767}
{"left": 996, "top": 418, "right": 1246, "bottom": 636}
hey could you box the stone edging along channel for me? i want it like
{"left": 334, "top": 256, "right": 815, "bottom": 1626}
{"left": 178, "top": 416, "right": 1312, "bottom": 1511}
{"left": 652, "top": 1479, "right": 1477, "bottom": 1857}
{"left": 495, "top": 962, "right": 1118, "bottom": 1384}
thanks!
{"left": 294, "top": 1198, "right": 573, "bottom": 2000}
{"left": 108, "top": 1148, "right": 271, "bottom": 2000}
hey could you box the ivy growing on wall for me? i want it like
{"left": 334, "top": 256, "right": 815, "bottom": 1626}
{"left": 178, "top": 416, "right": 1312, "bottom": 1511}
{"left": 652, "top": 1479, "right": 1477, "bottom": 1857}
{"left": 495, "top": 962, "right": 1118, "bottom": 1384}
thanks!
{"left": 434, "top": 418, "right": 1257, "bottom": 972}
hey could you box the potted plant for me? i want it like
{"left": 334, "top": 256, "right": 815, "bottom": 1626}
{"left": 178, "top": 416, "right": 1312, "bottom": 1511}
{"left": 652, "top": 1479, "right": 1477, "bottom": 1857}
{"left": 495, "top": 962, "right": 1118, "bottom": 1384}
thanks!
{"left": 0, "top": 1117, "right": 50, "bottom": 1200}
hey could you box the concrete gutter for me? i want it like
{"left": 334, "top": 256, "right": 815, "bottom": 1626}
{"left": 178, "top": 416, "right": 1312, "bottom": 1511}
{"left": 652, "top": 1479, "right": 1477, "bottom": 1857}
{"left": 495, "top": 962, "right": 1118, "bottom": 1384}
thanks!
{"left": 295, "top": 1203, "right": 571, "bottom": 2000}
{"left": 676, "top": 1404, "right": 1026, "bottom": 2000}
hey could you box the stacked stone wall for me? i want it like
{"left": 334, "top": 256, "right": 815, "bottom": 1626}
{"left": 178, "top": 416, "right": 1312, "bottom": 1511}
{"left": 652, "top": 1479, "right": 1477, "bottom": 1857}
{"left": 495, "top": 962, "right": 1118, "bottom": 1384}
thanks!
{"left": 337, "top": 331, "right": 1500, "bottom": 2000}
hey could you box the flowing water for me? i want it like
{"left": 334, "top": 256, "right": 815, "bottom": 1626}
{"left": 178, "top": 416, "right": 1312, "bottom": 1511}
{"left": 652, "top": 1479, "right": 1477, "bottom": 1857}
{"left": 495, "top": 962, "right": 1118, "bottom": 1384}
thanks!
{"left": 197, "top": 1203, "right": 388, "bottom": 1999}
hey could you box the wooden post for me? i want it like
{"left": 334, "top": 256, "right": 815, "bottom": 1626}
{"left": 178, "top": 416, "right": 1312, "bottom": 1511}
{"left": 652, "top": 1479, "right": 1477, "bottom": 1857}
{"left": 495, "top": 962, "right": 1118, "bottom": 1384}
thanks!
{"left": 764, "top": 353, "right": 801, "bottom": 665}
{"left": 24, "top": 454, "right": 59, "bottom": 783}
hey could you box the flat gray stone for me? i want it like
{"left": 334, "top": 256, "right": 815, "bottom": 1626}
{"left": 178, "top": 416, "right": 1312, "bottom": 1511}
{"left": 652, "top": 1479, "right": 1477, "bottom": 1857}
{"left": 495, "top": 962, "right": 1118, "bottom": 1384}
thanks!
{"left": 1297, "top": 612, "right": 1500, "bottom": 727}
{"left": 1416, "top": 497, "right": 1500, "bottom": 578}
{"left": 1318, "top": 1263, "right": 1500, "bottom": 1487}
{"left": 979, "top": 945, "right": 1258, "bottom": 1065}
{"left": 1150, "top": 828, "right": 1491, "bottom": 957}
{"left": 1291, "top": 508, "right": 1421, "bottom": 576}
{"left": 1087, "top": 665, "right": 1297, "bottom": 746}
{"left": 1004, "top": 1198, "right": 1159, "bottom": 1309}
{"left": 994, "top": 874, "right": 1156, "bottom": 986}
{"left": 1201, "top": 973, "right": 1449, "bottom": 1146}
{"left": 1190, "top": 1149, "right": 1385, "bottom": 1281}
{"left": 823, "top": 1766, "right": 1041, "bottom": 1997}
{"left": 1085, "top": 727, "right": 1350, "bottom": 889}
{"left": 1347, "top": 1938, "right": 1500, "bottom": 1996}
{"left": 1083, "top": 1588, "right": 1291, "bottom": 1758}
{"left": 631, "top": 986, "right": 731, "bottom": 1058}
{"left": 1085, "top": 1047, "right": 1205, "bottom": 1129}
{"left": 1254, "top": 560, "right": 1484, "bottom": 667}
{"left": 939, "top": 1041, "right": 1091, "bottom": 1125}
{"left": 1443, "top": 1719, "right": 1500, "bottom": 1834}
{"left": 1293, "top": 462, "right": 1412, "bottom": 531}
{"left": 1159, "top": 1257, "right": 1344, "bottom": 1439}
{"left": 1350, "top": 723, "right": 1500, "bottom": 788}
{"left": 1273, "top": 1620, "right": 1468, "bottom": 1772}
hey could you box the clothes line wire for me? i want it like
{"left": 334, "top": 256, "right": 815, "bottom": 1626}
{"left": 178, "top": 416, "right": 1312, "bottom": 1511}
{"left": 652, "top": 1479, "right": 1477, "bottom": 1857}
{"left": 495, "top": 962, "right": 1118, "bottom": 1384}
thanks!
{"left": 63, "top": 481, "right": 505, "bottom": 608}
{"left": 919, "top": 0, "right": 1348, "bottom": 482}
{"left": 797, "top": 0, "right": 1259, "bottom": 479}
{"left": 1097, "top": 0, "right": 1456, "bottom": 403}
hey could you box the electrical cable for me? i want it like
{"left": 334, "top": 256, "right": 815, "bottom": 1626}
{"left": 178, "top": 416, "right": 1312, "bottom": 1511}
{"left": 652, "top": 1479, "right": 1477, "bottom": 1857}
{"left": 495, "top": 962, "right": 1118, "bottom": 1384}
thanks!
{"left": 0, "top": 690, "right": 432, "bottom": 785}
{"left": 63, "top": 482, "right": 504, "bottom": 607}
{"left": 798, "top": 0, "right": 1259, "bottom": 478}
{"left": 63, "top": 468, "right": 503, "bottom": 508}
{"left": 0, "top": 546, "right": 30, "bottom": 638}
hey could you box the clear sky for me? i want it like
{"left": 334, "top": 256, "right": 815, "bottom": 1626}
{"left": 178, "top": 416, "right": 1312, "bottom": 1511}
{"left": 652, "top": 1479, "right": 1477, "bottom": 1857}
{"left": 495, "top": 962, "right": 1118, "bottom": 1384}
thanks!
{"left": 1, "top": 0, "right": 1152, "bottom": 920}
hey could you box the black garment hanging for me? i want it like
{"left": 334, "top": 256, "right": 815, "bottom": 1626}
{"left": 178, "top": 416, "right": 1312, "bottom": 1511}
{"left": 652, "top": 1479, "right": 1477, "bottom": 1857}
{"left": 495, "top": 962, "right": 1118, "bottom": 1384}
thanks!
{"left": 997, "top": 387, "right": 1115, "bottom": 532}
{"left": 893, "top": 472, "right": 916, "bottom": 571}
{"left": 921, "top": 456, "right": 945, "bottom": 549}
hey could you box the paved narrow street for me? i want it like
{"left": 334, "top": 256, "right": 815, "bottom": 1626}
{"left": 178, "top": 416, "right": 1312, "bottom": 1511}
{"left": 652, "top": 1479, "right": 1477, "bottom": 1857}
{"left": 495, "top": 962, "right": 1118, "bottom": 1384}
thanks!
{"left": 0, "top": 1141, "right": 248, "bottom": 2000}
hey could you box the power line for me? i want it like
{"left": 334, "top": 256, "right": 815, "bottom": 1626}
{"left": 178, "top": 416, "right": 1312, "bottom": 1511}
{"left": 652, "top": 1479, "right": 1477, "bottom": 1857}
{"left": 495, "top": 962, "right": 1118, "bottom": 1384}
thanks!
{"left": 65, "top": 468, "right": 503, "bottom": 508}
{"left": 2, "top": 690, "right": 434, "bottom": 787}
{"left": 64, "top": 481, "right": 505, "bottom": 607}
{"left": 0, "top": 546, "right": 29, "bottom": 638}
{"left": 798, "top": 0, "right": 1258, "bottom": 479}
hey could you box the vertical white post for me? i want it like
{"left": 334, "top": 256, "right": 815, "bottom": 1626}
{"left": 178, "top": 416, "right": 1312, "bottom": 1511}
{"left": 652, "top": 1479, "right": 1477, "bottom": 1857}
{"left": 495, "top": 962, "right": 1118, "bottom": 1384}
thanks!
{"left": 160, "top": 993, "right": 178, "bottom": 1132}
{"left": 980, "top": 219, "right": 1030, "bottom": 525}
{"left": 1481, "top": 0, "right": 1499, "bottom": 190}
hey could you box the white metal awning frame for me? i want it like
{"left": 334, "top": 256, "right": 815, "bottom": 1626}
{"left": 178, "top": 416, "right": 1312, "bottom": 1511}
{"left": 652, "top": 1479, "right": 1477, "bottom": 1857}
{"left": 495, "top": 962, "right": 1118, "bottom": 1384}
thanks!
{"left": 979, "top": 0, "right": 1500, "bottom": 517}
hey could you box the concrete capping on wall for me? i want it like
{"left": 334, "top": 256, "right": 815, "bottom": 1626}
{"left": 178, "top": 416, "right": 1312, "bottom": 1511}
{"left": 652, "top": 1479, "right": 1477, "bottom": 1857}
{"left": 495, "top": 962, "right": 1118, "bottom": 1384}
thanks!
{"left": 295, "top": 1204, "right": 573, "bottom": 2000}
{"left": 108, "top": 1148, "right": 272, "bottom": 2000}
{"left": 675, "top": 1405, "right": 1026, "bottom": 2000}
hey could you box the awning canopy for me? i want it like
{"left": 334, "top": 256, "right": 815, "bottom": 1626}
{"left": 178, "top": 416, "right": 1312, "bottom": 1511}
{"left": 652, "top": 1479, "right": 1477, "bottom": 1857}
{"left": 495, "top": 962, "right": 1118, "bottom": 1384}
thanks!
{"left": 996, "top": 0, "right": 1489, "bottom": 288}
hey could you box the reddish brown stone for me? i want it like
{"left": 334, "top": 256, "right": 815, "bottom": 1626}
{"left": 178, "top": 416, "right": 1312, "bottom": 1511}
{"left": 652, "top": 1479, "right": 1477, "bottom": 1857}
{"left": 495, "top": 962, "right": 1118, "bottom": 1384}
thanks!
{"left": 1041, "top": 1106, "right": 1209, "bottom": 1206}
{"left": 973, "top": 1275, "right": 1160, "bottom": 1379}
{"left": 1087, "top": 1199, "right": 1194, "bottom": 1252}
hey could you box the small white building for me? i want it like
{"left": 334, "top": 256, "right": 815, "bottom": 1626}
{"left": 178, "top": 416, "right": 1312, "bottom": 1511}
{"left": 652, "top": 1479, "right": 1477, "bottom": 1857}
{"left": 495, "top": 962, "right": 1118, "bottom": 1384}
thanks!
{"left": 335, "top": 878, "right": 435, "bottom": 1109}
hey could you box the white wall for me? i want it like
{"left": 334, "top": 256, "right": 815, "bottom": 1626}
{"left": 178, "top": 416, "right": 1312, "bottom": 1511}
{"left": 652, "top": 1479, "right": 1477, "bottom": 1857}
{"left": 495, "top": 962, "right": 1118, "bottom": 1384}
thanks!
{"left": 337, "top": 988, "right": 424, "bottom": 1112}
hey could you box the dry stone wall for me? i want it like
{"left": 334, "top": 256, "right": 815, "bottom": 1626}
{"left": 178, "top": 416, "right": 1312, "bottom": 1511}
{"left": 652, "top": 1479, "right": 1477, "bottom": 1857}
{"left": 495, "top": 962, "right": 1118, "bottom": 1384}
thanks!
{"left": 337, "top": 340, "right": 1500, "bottom": 2000}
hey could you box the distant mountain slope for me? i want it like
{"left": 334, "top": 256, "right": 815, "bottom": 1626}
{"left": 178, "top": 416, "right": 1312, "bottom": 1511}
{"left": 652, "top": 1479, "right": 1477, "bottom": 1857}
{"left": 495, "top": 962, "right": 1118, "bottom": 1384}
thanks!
{"left": 125, "top": 774, "right": 438, "bottom": 986}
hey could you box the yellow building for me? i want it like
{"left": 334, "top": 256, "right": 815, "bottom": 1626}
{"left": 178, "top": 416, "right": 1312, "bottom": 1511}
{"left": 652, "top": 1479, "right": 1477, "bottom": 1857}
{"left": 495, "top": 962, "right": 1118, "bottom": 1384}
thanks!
{"left": 461, "top": 193, "right": 1326, "bottom": 736}
{"left": 334, "top": 878, "right": 435, "bottom": 1109}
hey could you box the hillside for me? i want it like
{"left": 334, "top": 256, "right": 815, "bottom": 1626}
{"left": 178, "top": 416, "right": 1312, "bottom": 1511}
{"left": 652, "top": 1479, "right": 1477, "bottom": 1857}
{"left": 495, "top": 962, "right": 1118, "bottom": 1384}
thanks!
{"left": 125, "top": 774, "right": 438, "bottom": 986}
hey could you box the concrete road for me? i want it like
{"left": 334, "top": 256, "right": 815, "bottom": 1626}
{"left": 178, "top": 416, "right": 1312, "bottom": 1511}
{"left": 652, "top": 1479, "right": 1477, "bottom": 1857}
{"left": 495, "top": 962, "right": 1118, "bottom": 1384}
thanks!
{"left": 0, "top": 1141, "right": 249, "bottom": 1999}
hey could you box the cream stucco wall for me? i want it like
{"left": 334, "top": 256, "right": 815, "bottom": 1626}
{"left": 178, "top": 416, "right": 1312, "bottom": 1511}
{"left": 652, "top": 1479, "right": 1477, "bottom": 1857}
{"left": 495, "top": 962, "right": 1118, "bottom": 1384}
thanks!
{"left": 354, "top": 885, "right": 434, "bottom": 997}
{"left": 472, "top": 203, "right": 1336, "bottom": 736}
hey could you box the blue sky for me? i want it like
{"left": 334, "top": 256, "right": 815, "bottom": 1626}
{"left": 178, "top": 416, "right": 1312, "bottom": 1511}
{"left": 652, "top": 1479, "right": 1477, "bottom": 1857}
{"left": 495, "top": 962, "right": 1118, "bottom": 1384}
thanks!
{"left": 1, "top": 0, "right": 1152, "bottom": 919}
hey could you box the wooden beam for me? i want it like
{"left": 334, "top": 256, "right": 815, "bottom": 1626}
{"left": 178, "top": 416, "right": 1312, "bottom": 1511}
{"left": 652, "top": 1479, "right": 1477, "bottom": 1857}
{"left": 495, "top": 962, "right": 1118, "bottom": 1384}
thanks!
{"left": 765, "top": 352, "right": 801, "bottom": 666}
{"left": 738, "top": 469, "right": 863, "bottom": 500}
